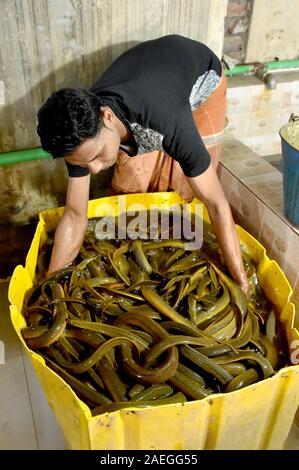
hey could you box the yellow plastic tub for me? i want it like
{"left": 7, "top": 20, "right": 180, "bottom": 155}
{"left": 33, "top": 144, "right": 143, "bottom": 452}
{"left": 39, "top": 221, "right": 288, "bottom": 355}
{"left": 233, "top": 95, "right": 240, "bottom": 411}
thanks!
{"left": 8, "top": 192, "right": 299, "bottom": 450}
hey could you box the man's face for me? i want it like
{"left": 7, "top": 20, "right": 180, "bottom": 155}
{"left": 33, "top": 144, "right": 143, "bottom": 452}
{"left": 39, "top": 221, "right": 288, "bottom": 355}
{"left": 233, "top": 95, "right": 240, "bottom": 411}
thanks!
{"left": 64, "top": 111, "right": 121, "bottom": 174}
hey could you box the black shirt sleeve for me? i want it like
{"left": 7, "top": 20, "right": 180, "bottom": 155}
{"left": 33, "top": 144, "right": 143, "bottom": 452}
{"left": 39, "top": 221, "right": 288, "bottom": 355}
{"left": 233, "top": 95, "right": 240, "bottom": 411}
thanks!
{"left": 163, "top": 106, "right": 211, "bottom": 178}
{"left": 65, "top": 161, "right": 90, "bottom": 177}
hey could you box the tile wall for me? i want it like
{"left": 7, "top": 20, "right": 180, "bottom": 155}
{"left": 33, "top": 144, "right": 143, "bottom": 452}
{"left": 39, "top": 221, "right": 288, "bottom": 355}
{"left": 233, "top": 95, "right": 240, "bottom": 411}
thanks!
{"left": 226, "top": 71, "right": 299, "bottom": 156}
{"left": 219, "top": 136, "right": 299, "bottom": 327}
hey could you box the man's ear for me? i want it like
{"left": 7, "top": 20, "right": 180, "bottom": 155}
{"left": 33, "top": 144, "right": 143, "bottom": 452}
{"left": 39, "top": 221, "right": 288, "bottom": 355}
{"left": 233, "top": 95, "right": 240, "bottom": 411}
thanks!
{"left": 100, "top": 106, "right": 115, "bottom": 129}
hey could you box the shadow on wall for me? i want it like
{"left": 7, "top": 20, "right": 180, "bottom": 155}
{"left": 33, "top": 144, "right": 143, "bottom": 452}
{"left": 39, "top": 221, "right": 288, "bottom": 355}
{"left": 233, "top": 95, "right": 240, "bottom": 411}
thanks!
{"left": 0, "top": 41, "right": 139, "bottom": 226}
{"left": 0, "top": 42, "right": 138, "bottom": 277}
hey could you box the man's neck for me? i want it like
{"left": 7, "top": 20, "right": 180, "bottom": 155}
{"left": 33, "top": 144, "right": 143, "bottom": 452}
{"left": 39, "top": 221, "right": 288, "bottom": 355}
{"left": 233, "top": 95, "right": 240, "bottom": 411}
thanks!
{"left": 115, "top": 115, "right": 130, "bottom": 142}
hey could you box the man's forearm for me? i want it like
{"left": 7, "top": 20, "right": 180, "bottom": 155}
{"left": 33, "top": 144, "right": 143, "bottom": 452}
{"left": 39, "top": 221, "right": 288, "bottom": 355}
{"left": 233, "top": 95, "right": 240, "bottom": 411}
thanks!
{"left": 47, "top": 210, "right": 88, "bottom": 275}
{"left": 206, "top": 200, "right": 248, "bottom": 292}
{"left": 187, "top": 169, "right": 249, "bottom": 295}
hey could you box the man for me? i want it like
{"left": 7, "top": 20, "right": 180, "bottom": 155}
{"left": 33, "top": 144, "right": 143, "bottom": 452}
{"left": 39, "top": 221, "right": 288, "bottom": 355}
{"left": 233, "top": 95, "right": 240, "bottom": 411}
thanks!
{"left": 37, "top": 35, "right": 249, "bottom": 294}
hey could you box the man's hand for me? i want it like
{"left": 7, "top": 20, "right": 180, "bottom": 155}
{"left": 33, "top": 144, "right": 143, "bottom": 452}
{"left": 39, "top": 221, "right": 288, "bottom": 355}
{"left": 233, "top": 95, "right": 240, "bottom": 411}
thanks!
{"left": 240, "top": 274, "right": 250, "bottom": 297}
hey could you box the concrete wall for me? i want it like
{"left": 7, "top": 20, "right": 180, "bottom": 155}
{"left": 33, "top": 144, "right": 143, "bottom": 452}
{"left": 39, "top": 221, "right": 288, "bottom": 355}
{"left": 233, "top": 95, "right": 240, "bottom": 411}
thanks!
{"left": 0, "top": 0, "right": 227, "bottom": 153}
{"left": 0, "top": 0, "right": 228, "bottom": 219}
{"left": 246, "top": 0, "right": 299, "bottom": 62}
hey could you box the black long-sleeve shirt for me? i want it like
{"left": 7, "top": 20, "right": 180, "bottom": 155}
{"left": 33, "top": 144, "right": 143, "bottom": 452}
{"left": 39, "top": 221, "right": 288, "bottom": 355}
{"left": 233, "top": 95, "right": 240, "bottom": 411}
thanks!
{"left": 66, "top": 35, "right": 222, "bottom": 178}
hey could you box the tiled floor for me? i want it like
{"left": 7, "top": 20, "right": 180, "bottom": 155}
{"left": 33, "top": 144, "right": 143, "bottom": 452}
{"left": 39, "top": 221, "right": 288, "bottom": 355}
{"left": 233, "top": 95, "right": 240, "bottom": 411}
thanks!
{"left": 0, "top": 282, "right": 67, "bottom": 450}
{"left": 1, "top": 281, "right": 299, "bottom": 450}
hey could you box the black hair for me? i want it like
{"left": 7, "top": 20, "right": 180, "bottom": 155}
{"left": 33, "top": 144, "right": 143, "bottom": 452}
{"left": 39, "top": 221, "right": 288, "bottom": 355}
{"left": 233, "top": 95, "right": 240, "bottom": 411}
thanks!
{"left": 37, "top": 88, "right": 103, "bottom": 158}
